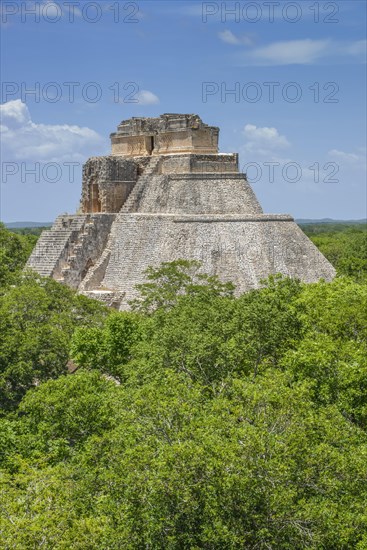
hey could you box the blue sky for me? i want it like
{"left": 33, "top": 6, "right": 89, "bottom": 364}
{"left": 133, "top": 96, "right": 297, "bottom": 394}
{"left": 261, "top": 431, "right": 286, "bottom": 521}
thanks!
{"left": 1, "top": 0, "right": 366, "bottom": 221}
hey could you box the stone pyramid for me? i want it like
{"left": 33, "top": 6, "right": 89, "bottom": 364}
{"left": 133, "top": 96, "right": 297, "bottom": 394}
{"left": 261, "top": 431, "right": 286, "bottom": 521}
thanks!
{"left": 27, "top": 114, "right": 335, "bottom": 308}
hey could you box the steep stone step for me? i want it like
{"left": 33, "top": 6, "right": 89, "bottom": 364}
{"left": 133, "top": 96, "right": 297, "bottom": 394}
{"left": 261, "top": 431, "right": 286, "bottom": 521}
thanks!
{"left": 27, "top": 213, "right": 116, "bottom": 289}
{"left": 120, "top": 157, "right": 160, "bottom": 213}
{"left": 26, "top": 217, "right": 91, "bottom": 278}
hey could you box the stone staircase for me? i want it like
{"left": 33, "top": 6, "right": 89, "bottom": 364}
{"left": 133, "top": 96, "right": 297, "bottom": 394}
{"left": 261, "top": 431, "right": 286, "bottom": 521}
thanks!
{"left": 120, "top": 156, "right": 161, "bottom": 213}
{"left": 26, "top": 215, "right": 87, "bottom": 277}
{"left": 54, "top": 216, "right": 97, "bottom": 285}
{"left": 27, "top": 214, "right": 115, "bottom": 287}
{"left": 78, "top": 216, "right": 124, "bottom": 292}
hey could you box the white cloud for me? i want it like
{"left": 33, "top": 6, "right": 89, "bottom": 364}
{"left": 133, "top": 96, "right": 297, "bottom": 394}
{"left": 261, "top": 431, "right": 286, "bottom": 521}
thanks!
{"left": 219, "top": 30, "right": 240, "bottom": 45}
{"left": 218, "top": 30, "right": 253, "bottom": 46}
{"left": 328, "top": 149, "right": 359, "bottom": 162}
{"left": 237, "top": 38, "right": 366, "bottom": 66}
{"left": 0, "top": 99, "right": 31, "bottom": 126}
{"left": 328, "top": 148, "right": 366, "bottom": 166}
{"left": 250, "top": 39, "right": 330, "bottom": 65}
{"left": 243, "top": 124, "right": 290, "bottom": 155}
{"left": 344, "top": 39, "right": 367, "bottom": 56}
{"left": 136, "top": 90, "right": 160, "bottom": 105}
{"left": 0, "top": 100, "right": 105, "bottom": 163}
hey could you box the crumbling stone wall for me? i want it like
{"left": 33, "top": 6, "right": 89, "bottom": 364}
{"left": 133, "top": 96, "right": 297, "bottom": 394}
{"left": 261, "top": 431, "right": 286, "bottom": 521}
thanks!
{"left": 81, "top": 156, "right": 138, "bottom": 213}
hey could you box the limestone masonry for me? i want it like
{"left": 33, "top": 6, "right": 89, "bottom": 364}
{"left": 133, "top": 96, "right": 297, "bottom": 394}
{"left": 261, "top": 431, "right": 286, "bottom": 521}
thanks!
{"left": 27, "top": 114, "right": 335, "bottom": 308}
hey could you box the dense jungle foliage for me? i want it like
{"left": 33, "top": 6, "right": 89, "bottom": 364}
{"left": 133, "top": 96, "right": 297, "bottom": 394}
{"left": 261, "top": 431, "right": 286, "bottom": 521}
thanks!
{"left": 0, "top": 221, "right": 366, "bottom": 549}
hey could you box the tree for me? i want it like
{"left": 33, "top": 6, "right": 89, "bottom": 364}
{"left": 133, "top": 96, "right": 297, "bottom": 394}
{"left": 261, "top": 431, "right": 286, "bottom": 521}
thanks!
{"left": 2, "top": 252, "right": 367, "bottom": 548}
{"left": 2, "top": 371, "right": 366, "bottom": 549}
{"left": 0, "top": 272, "right": 108, "bottom": 411}
{"left": 1, "top": 371, "right": 121, "bottom": 466}
{"left": 0, "top": 222, "right": 37, "bottom": 287}
{"left": 303, "top": 224, "right": 367, "bottom": 282}
{"left": 130, "top": 259, "right": 235, "bottom": 314}
{"left": 71, "top": 311, "right": 143, "bottom": 381}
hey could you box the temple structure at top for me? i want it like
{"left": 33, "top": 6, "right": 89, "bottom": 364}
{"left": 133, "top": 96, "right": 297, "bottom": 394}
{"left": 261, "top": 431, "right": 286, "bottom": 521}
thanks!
{"left": 110, "top": 114, "right": 219, "bottom": 156}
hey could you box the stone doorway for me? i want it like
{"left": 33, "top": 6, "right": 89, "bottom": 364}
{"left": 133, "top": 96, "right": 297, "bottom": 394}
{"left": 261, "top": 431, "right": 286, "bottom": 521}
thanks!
{"left": 91, "top": 183, "right": 101, "bottom": 213}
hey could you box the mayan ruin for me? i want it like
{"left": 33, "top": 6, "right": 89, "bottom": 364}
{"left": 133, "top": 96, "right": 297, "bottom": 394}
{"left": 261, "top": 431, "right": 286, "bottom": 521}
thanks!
{"left": 27, "top": 113, "right": 336, "bottom": 309}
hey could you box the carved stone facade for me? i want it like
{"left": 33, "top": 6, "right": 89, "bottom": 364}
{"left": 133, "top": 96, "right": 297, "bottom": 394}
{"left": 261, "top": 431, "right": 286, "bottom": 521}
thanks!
{"left": 110, "top": 114, "right": 219, "bottom": 156}
{"left": 81, "top": 156, "right": 138, "bottom": 213}
{"left": 27, "top": 114, "right": 336, "bottom": 309}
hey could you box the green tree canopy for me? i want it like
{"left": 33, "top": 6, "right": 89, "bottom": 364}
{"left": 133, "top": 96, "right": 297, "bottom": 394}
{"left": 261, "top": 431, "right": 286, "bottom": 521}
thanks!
{"left": 0, "top": 272, "right": 108, "bottom": 412}
{"left": 1, "top": 226, "right": 367, "bottom": 548}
